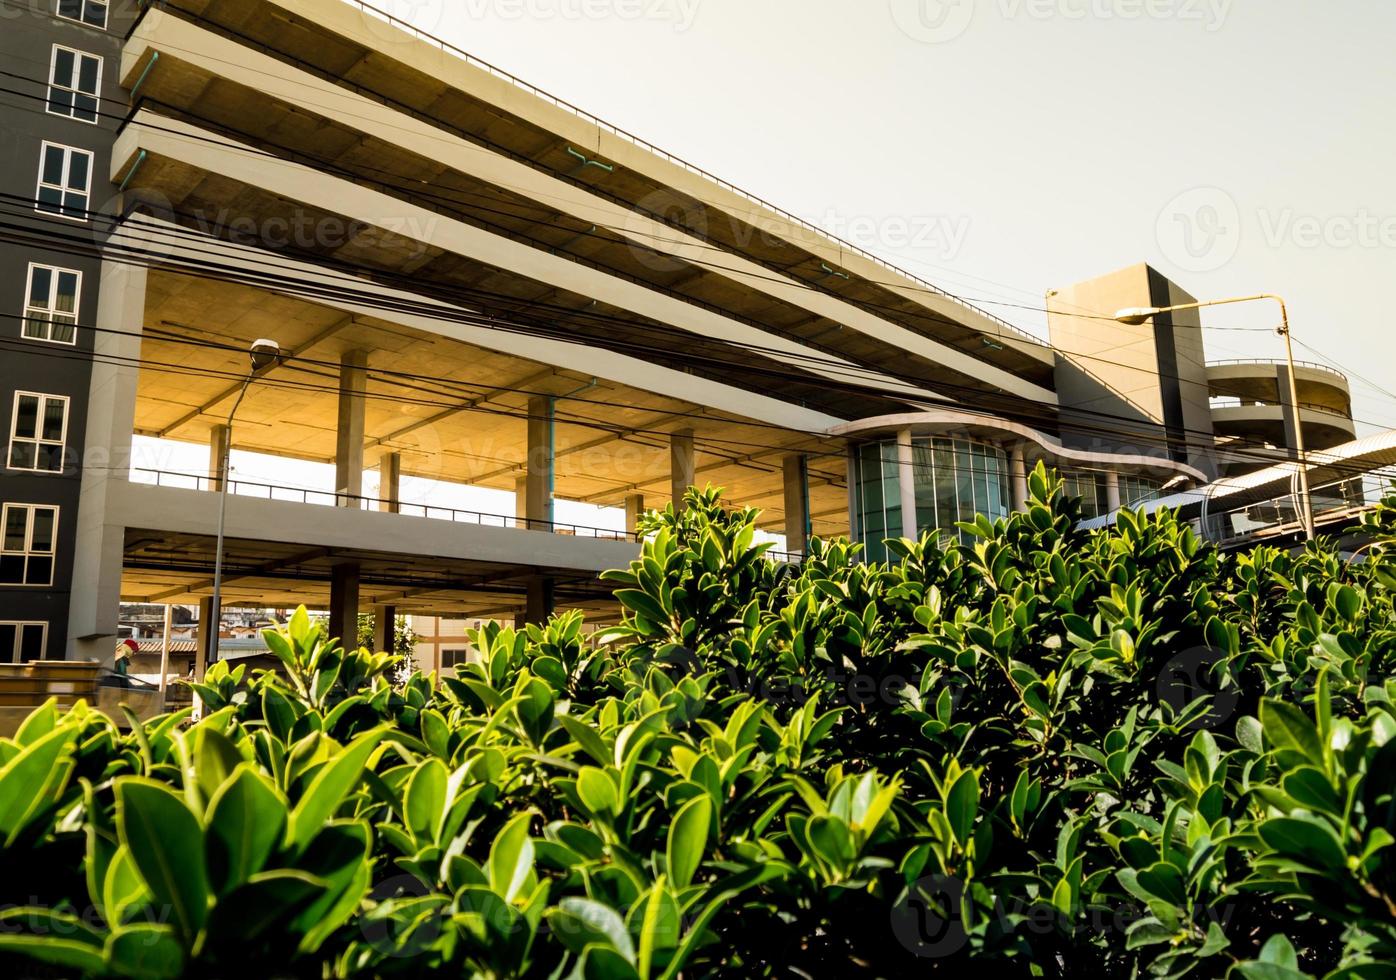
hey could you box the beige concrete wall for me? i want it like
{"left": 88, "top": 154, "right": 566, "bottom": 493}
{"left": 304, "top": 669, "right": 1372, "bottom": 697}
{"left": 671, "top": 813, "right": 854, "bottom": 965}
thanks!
{"left": 1048, "top": 263, "right": 1164, "bottom": 445}
{"left": 1047, "top": 263, "right": 1217, "bottom": 477}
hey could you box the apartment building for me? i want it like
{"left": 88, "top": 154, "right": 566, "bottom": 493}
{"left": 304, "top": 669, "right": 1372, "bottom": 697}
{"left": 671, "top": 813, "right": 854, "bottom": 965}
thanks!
{"left": 1, "top": 0, "right": 137, "bottom": 664}
{"left": 0, "top": 0, "right": 1341, "bottom": 668}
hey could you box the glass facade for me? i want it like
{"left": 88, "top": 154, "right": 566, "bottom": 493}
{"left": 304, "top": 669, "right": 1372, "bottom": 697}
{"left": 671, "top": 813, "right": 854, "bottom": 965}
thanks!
{"left": 1062, "top": 472, "right": 1166, "bottom": 520}
{"left": 854, "top": 437, "right": 1011, "bottom": 561}
{"left": 855, "top": 439, "right": 1171, "bottom": 558}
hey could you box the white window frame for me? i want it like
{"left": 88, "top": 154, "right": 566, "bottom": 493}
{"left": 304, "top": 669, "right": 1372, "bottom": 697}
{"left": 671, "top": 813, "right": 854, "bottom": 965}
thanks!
{"left": 8, "top": 392, "right": 70, "bottom": 474}
{"left": 35, "top": 142, "right": 93, "bottom": 222}
{"left": 0, "top": 621, "right": 48, "bottom": 664}
{"left": 55, "top": 0, "right": 108, "bottom": 30}
{"left": 22, "top": 263, "right": 82, "bottom": 345}
{"left": 0, "top": 503, "right": 59, "bottom": 588}
{"left": 47, "top": 44, "right": 102, "bottom": 124}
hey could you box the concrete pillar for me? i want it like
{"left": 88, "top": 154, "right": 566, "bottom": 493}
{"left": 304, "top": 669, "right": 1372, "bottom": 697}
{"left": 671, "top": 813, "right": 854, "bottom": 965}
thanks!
{"left": 335, "top": 350, "right": 369, "bottom": 505}
{"left": 379, "top": 452, "right": 401, "bottom": 513}
{"left": 670, "top": 428, "right": 695, "bottom": 511}
{"left": 514, "top": 476, "right": 528, "bottom": 527}
{"left": 624, "top": 493, "right": 645, "bottom": 536}
{"left": 329, "top": 563, "right": 361, "bottom": 650}
{"left": 525, "top": 395, "right": 553, "bottom": 530}
{"left": 782, "top": 454, "right": 810, "bottom": 554}
{"left": 68, "top": 261, "right": 147, "bottom": 663}
{"left": 520, "top": 577, "right": 554, "bottom": 626}
{"left": 846, "top": 447, "right": 860, "bottom": 544}
{"left": 208, "top": 424, "right": 230, "bottom": 493}
{"left": 896, "top": 428, "right": 917, "bottom": 540}
{"left": 157, "top": 604, "right": 173, "bottom": 694}
{"left": 1105, "top": 471, "right": 1123, "bottom": 512}
{"left": 372, "top": 604, "right": 397, "bottom": 654}
{"left": 1009, "top": 444, "right": 1029, "bottom": 511}
{"left": 195, "top": 595, "right": 218, "bottom": 681}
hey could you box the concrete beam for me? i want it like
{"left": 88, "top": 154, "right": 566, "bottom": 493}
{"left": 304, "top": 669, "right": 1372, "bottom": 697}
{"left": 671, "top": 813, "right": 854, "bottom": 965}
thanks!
{"left": 115, "top": 109, "right": 953, "bottom": 406}
{"left": 154, "top": 314, "right": 354, "bottom": 438}
{"left": 365, "top": 366, "right": 558, "bottom": 453}
{"left": 125, "top": 11, "right": 1056, "bottom": 397}
{"left": 108, "top": 215, "right": 846, "bottom": 436}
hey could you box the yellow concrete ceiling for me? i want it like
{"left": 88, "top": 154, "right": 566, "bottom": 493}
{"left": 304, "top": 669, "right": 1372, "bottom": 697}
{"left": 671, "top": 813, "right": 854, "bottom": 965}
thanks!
{"left": 136, "top": 271, "right": 852, "bottom": 537}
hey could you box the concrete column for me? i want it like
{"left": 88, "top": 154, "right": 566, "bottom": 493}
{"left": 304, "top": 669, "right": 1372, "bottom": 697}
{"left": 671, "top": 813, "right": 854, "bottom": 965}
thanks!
{"left": 896, "top": 428, "right": 917, "bottom": 540}
{"left": 624, "top": 493, "right": 645, "bottom": 536}
{"left": 514, "top": 475, "right": 528, "bottom": 527}
{"left": 68, "top": 261, "right": 148, "bottom": 663}
{"left": 670, "top": 428, "right": 695, "bottom": 511}
{"left": 208, "top": 424, "right": 230, "bottom": 493}
{"left": 782, "top": 454, "right": 810, "bottom": 554}
{"left": 1105, "top": 471, "right": 1123, "bottom": 512}
{"left": 157, "top": 604, "right": 173, "bottom": 694}
{"left": 522, "top": 577, "right": 554, "bottom": 626}
{"left": 372, "top": 604, "right": 397, "bottom": 654}
{"left": 846, "top": 447, "right": 860, "bottom": 544}
{"left": 194, "top": 595, "right": 218, "bottom": 682}
{"left": 335, "top": 350, "right": 369, "bottom": 505}
{"left": 525, "top": 395, "right": 553, "bottom": 530}
{"left": 329, "top": 563, "right": 361, "bottom": 650}
{"left": 379, "top": 452, "right": 401, "bottom": 513}
{"left": 1009, "top": 444, "right": 1029, "bottom": 511}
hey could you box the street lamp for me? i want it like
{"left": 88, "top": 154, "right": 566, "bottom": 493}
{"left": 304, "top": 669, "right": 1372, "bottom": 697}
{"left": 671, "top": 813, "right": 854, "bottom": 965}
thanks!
{"left": 206, "top": 338, "right": 282, "bottom": 673}
{"left": 1113, "top": 295, "right": 1314, "bottom": 540}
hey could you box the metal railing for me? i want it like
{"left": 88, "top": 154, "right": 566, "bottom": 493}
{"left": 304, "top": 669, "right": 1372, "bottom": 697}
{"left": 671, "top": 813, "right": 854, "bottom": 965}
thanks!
{"left": 1203, "top": 471, "right": 1391, "bottom": 547}
{"left": 1206, "top": 358, "right": 1348, "bottom": 381}
{"left": 337, "top": 0, "right": 1046, "bottom": 349}
{"left": 129, "top": 468, "right": 810, "bottom": 561}
{"left": 1208, "top": 397, "right": 1354, "bottom": 418}
{"left": 131, "top": 468, "right": 640, "bottom": 542}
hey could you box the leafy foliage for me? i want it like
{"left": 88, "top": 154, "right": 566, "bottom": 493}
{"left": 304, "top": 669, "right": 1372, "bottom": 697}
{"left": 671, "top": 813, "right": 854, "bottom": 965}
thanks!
{"left": 2, "top": 469, "right": 1396, "bottom": 978}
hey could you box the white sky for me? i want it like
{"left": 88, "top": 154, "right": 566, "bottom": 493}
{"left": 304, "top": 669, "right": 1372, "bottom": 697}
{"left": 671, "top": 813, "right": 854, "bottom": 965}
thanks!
{"left": 137, "top": 0, "right": 1396, "bottom": 527}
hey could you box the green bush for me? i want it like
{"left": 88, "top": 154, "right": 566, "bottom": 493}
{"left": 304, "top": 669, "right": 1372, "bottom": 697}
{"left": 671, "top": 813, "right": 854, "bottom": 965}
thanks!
{"left": 1, "top": 466, "right": 1394, "bottom": 978}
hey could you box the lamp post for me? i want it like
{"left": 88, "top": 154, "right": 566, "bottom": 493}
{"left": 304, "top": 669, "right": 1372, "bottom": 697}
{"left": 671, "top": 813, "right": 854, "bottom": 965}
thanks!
{"left": 205, "top": 338, "right": 282, "bottom": 675}
{"left": 1113, "top": 295, "right": 1313, "bottom": 540}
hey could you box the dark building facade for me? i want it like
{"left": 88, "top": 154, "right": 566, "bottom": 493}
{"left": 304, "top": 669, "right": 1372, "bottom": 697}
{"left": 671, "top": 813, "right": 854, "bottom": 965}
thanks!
{"left": 0, "top": 0, "right": 130, "bottom": 661}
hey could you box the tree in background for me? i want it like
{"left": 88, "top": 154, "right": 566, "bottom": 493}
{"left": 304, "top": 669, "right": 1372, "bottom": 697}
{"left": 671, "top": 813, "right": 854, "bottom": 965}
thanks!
{"left": 355, "top": 611, "right": 417, "bottom": 656}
